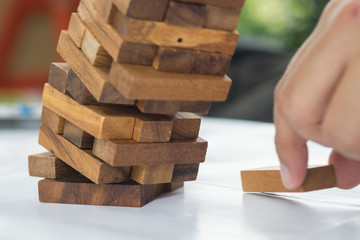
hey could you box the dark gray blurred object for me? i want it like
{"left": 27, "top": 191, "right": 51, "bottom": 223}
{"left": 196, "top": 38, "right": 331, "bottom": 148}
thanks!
{"left": 208, "top": 44, "right": 292, "bottom": 122}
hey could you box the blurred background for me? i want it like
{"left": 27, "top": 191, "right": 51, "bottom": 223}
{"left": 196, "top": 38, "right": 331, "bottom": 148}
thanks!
{"left": 0, "top": 0, "right": 330, "bottom": 128}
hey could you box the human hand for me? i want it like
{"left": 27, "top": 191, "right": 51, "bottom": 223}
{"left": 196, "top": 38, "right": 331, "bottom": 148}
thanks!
{"left": 274, "top": 0, "right": 360, "bottom": 190}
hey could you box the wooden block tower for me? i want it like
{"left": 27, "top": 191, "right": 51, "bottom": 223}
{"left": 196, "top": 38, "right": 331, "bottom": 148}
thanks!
{"left": 28, "top": 0, "right": 245, "bottom": 207}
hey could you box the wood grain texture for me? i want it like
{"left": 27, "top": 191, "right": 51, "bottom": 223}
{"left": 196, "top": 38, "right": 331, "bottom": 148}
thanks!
{"left": 153, "top": 47, "right": 198, "bottom": 74}
{"left": 111, "top": 10, "right": 239, "bottom": 54}
{"left": 48, "top": 63, "right": 71, "bottom": 93}
{"left": 241, "top": 165, "right": 337, "bottom": 192}
{"left": 38, "top": 179, "right": 164, "bottom": 207}
{"left": 165, "top": 2, "right": 206, "bottom": 27}
{"left": 172, "top": 163, "right": 200, "bottom": 182}
{"left": 136, "top": 100, "right": 211, "bottom": 115}
{"left": 42, "top": 84, "right": 136, "bottom": 140}
{"left": 171, "top": 112, "right": 201, "bottom": 140}
{"left": 109, "top": 62, "right": 232, "bottom": 101}
{"left": 112, "top": 0, "right": 168, "bottom": 21}
{"left": 63, "top": 120, "right": 95, "bottom": 149}
{"left": 164, "top": 182, "right": 184, "bottom": 192}
{"left": 133, "top": 114, "right": 173, "bottom": 143}
{"left": 57, "top": 30, "right": 134, "bottom": 105}
{"left": 28, "top": 152, "right": 78, "bottom": 179}
{"left": 93, "top": 137, "right": 208, "bottom": 166}
{"left": 39, "top": 125, "right": 130, "bottom": 184}
{"left": 94, "top": 0, "right": 115, "bottom": 23}
{"left": 68, "top": 13, "right": 86, "bottom": 48}
{"left": 65, "top": 69, "right": 98, "bottom": 105}
{"left": 78, "top": 0, "right": 157, "bottom": 65}
{"left": 193, "top": 52, "right": 232, "bottom": 75}
{"left": 40, "top": 107, "right": 65, "bottom": 134}
{"left": 175, "top": 0, "right": 245, "bottom": 9}
{"left": 131, "top": 164, "right": 175, "bottom": 184}
{"left": 204, "top": 6, "right": 240, "bottom": 31}
{"left": 81, "top": 28, "right": 113, "bottom": 67}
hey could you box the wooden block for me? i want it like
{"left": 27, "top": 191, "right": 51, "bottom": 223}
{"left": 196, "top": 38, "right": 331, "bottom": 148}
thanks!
{"left": 165, "top": 2, "right": 206, "bottom": 27}
{"left": 204, "top": 6, "right": 240, "bottom": 31}
{"left": 65, "top": 69, "right": 98, "bottom": 105}
{"left": 179, "top": 101, "right": 211, "bottom": 114}
{"left": 81, "top": 28, "right": 113, "bottom": 67}
{"left": 38, "top": 179, "right": 164, "bottom": 207}
{"left": 93, "top": 137, "right": 208, "bottom": 166}
{"left": 111, "top": 10, "right": 239, "bottom": 55}
{"left": 171, "top": 113, "right": 201, "bottom": 140}
{"left": 48, "top": 63, "right": 71, "bottom": 93}
{"left": 131, "top": 164, "right": 175, "bottom": 184}
{"left": 241, "top": 165, "right": 337, "bottom": 193}
{"left": 57, "top": 30, "right": 135, "bottom": 105}
{"left": 109, "top": 62, "right": 232, "bottom": 101}
{"left": 78, "top": 0, "right": 157, "bottom": 65}
{"left": 175, "top": 0, "right": 245, "bottom": 9}
{"left": 40, "top": 107, "right": 65, "bottom": 134}
{"left": 153, "top": 47, "right": 198, "bottom": 74}
{"left": 136, "top": 100, "right": 211, "bottom": 115}
{"left": 112, "top": 0, "right": 168, "bottom": 21}
{"left": 68, "top": 13, "right": 86, "bottom": 48}
{"left": 28, "top": 152, "right": 78, "bottom": 179}
{"left": 164, "top": 182, "right": 184, "bottom": 192}
{"left": 133, "top": 114, "right": 173, "bottom": 143}
{"left": 39, "top": 125, "right": 130, "bottom": 184}
{"left": 42, "top": 84, "right": 136, "bottom": 140}
{"left": 193, "top": 52, "right": 232, "bottom": 75}
{"left": 63, "top": 120, "right": 95, "bottom": 149}
{"left": 172, "top": 163, "right": 200, "bottom": 182}
{"left": 94, "top": 0, "right": 115, "bottom": 23}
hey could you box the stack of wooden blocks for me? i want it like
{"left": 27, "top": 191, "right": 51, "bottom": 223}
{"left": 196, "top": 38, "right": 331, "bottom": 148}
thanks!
{"left": 28, "top": 0, "right": 245, "bottom": 207}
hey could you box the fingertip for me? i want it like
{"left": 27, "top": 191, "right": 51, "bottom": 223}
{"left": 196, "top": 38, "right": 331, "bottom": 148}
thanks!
{"left": 331, "top": 151, "right": 360, "bottom": 189}
{"left": 280, "top": 162, "right": 307, "bottom": 191}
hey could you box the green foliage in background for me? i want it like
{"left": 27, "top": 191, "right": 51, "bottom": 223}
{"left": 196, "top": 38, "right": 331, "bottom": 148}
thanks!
{"left": 238, "top": 0, "right": 330, "bottom": 51}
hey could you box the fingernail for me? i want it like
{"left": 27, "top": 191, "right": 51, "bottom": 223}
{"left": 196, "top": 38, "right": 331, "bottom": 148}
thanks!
{"left": 280, "top": 163, "right": 295, "bottom": 190}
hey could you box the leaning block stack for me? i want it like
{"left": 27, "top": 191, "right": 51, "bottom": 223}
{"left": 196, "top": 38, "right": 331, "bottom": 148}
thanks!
{"left": 28, "top": 0, "right": 245, "bottom": 207}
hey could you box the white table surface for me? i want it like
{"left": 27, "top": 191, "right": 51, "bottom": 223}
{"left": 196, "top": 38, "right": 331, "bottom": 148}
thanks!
{"left": 1, "top": 117, "right": 360, "bottom": 240}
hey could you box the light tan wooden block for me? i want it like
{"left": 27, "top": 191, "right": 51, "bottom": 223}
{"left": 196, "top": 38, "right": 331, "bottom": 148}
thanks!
{"left": 109, "top": 62, "right": 232, "bottom": 101}
{"left": 171, "top": 113, "right": 201, "bottom": 140}
{"left": 131, "top": 164, "right": 175, "bottom": 184}
{"left": 78, "top": 0, "right": 157, "bottom": 65}
{"left": 48, "top": 62, "right": 71, "bottom": 93}
{"left": 42, "top": 83, "right": 136, "bottom": 140}
{"left": 28, "top": 152, "right": 78, "bottom": 179}
{"left": 39, "top": 125, "right": 130, "bottom": 184}
{"left": 38, "top": 178, "right": 165, "bottom": 207}
{"left": 175, "top": 0, "right": 245, "bottom": 9}
{"left": 93, "top": 137, "right": 208, "bottom": 167}
{"left": 112, "top": 0, "right": 168, "bottom": 21}
{"left": 81, "top": 28, "right": 112, "bottom": 67}
{"left": 68, "top": 13, "right": 87, "bottom": 48}
{"left": 204, "top": 6, "right": 240, "bottom": 31}
{"left": 40, "top": 107, "right": 65, "bottom": 135}
{"left": 133, "top": 114, "right": 173, "bottom": 143}
{"left": 241, "top": 165, "right": 337, "bottom": 192}
{"left": 57, "top": 30, "right": 135, "bottom": 105}
{"left": 94, "top": 0, "right": 115, "bottom": 23}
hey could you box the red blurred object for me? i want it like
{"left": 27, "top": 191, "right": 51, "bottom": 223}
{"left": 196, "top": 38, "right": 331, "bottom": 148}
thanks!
{"left": 0, "top": 0, "right": 79, "bottom": 91}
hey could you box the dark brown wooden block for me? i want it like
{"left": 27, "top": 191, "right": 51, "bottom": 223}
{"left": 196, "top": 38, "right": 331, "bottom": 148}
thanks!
{"left": 39, "top": 125, "right": 130, "bottom": 184}
{"left": 131, "top": 164, "right": 175, "bottom": 184}
{"left": 63, "top": 120, "right": 95, "bottom": 149}
{"left": 179, "top": 101, "right": 212, "bottom": 114}
{"left": 65, "top": 69, "right": 98, "bottom": 105}
{"left": 204, "top": 6, "right": 240, "bottom": 31}
{"left": 40, "top": 107, "right": 65, "bottom": 135}
{"left": 193, "top": 52, "right": 232, "bottom": 75}
{"left": 172, "top": 163, "right": 200, "bottom": 182}
{"left": 135, "top": 100, "right": 212, "bottom": 115}
{"left": 175, "top": 0, "right": 245, "bottom": 9}
{"left": 171, "top": 112, "right": 201, "bottom": 140}
{"left": 93, "top": 138, "right": 208, "bottom": 167}
{"left": 241, "top": 165, "right": 337, "bottom": 192}
{"left": 79, "top": 0, "right": 158, "bottom": 65}
{"left": 133, "top": 114, "right": 173, "bottom": 143}
{"left": 164, "top": 182, "right": 184, "bottom": 192}
{"left": 112, "top": 0, "right": 169, "bottom": 21}
{"left": 153, "top": 47, "right": 198, "bottom": 74}
{"left": 165, "top": 2, "right": 206, "bottom": 27}
{"left": 28, "top": 152, "right": 78, "bottom": 179}
{"left": 48, "top": 63, "right": 71, "bottom": 93}
{"left": 38, "top": 179, "right": 165, "bottom": 207}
